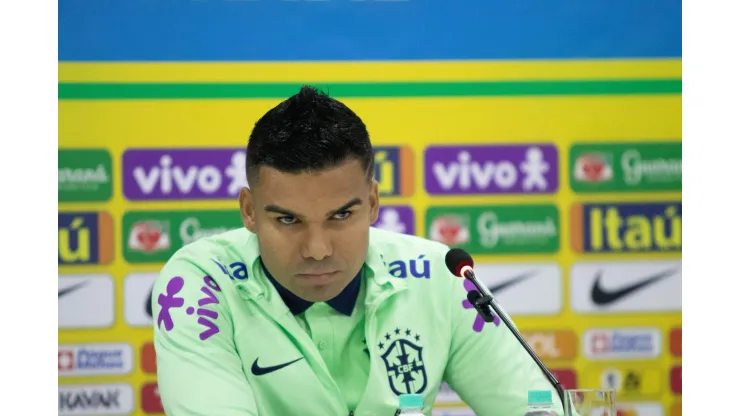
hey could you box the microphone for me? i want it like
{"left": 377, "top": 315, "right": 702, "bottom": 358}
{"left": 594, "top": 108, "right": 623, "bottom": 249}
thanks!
{"left": 444, "top": 248, "right": 565, "bottom": 407}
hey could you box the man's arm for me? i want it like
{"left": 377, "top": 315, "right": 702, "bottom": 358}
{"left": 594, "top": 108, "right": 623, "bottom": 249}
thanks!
{"left": 153, "top": 257, "right": 258, "bottom": 415}
{"left": 442, "top": 273, "right": 564, "bottom": 416}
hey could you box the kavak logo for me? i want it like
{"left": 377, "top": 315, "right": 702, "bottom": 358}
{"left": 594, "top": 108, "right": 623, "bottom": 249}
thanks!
{"left": 122, "top": 148, "right": 247, "bottom": 200}
{"left": 59, "top": 275, "right": 115, "bottom": 329}
{"left": 474, "top": 263, "right": 563, "bottom": 316}
{"left": 123, "top": 210, "right": 243, "bottom": 263}
{"left": 58, "top": 212, "right": 114, "bottom": 265}
{"left": 58, "top": 343, "right": 133, "bottom": 377}
{"left": 424, "top": 144, "right": 559, "bottom": 195}
{"left": 670, "top": 328, "right": 682, "bottom": 357}
{"left": 373, "top": 206, "right": 415, "bottom": 235}
{"left": 426, "top": 205, "right": 560, "bottom": 255}
{"left": 571, "top": 202, "right": 681, "bottom": 253}
{"left": 59, "top": 383, "right": 134, "bottom": 415}
{"left": 521, "top": 331, "right": 577, "bottom": 360}
{"left": 373, "top": 146, "right": 414, "bottom": 197}
{"left": 570, "top": 142, "right": 681, "bottom": 193}
{"left": 570, "top": 261, "right": 681, "bottom": 314}
{"left": 593, "top": 366, "right": 662, "bottom": 399}
{"left": 58, "top": 149, "right": 113, "bottom": 202}
{"left": 124, "top": 273, "right": 157, "bottom": 327}
{"left": 583, "top": 328, "right": 661, "bottom": 360}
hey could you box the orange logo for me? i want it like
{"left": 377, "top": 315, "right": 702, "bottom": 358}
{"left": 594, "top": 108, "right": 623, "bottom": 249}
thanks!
{"left": 670, "top": 328, "right": 681, "bottom": 357}
{"left": 672, "top": 402, "right": 682, "bottom": 416}
{"left": 522, "top": 330, "right": 577, "bottom": 360}
{"left": 141, "top": 342, "right": 157, "bottom": 374}
{"left": 373, "top": 146, "right": 414, "bottom": 197}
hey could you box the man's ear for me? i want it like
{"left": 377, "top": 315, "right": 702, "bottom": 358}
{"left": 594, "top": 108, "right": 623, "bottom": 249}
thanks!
{"left": 369, "top": 180, "right": 379, "bottom": 224}
{"left": 239, "top": 187, "right": 257, "bottom": 233}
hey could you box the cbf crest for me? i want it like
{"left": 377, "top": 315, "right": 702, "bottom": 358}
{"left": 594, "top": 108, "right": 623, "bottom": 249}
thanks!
{"left": 379, "top": 328, "right": 427, "bottom": 396}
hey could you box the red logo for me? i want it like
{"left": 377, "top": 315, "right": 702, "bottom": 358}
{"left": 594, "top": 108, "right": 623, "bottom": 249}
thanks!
{"left": 670, "top": 328, "right": 682, "bottom": 357}
{"left": 575, "top": 153, "right": 613, "bottom": 183}
{"left": 129, "top": 220, "right": 170, "bottom": 253}
{"left": 671, "top": 366, "right": 681, "bottom": 394}
{"left": 141, "top": 383, "right": 164, "bottom": 413}
{"left": 551, "top": 368, "right": 577, "bottom": 390}
{"left": 590, "top": 332, "right": 610, "bottom": 354}
{"left": 58, "top": 350, "right": 74, "bottom": 371}
{"left": 581, "top": 155, "right": 607, "bottom": 181}
{"left": 141, "top": 342, "right": 157, "bottom": 374}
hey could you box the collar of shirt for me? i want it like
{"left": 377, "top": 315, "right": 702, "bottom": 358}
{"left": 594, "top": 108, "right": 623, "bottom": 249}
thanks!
{"left": 260, "top": 258, "right": 362, "bottom": 316}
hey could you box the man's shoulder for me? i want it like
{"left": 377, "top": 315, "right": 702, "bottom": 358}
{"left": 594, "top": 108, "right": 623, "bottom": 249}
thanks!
{"left": 369, "top": 227, "right": 453, "bottom": 281}
{"left": 160, "top": 227, "right": 256, "bottom": 284}
{"left": 370, "top": 227, "right": 450, "bottom": 258}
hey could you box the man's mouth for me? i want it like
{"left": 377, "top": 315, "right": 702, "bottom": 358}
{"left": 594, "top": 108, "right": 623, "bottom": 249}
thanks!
{"left": 296, "top": 271, "right": 339, "bottom": 283}
{"left": 297, "top": 271, "right": 339, "bottom": 277}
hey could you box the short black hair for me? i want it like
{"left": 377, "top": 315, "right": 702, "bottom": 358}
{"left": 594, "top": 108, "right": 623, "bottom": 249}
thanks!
{"left": 246, "top": 85, "right": 374, "bottom": 186}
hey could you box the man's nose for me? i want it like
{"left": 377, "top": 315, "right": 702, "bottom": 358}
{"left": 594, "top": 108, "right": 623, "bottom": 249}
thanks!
{"left": 301, "top": 225, "right": 333, "bottom": 260}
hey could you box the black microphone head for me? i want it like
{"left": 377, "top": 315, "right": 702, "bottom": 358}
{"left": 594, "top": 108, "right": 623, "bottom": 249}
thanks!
{"left": 445, "top": 248, "right": 474, "bottom": 277}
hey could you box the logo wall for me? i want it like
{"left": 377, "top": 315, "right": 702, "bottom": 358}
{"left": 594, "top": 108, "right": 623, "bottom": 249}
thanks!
{"left": 59, "top": 104, "right": 680, "bottom": 414}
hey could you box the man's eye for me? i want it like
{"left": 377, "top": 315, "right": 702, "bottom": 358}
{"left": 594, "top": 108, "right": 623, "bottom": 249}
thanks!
{"left": 277, "top": 216, "right": 297, "bottom": 226}
{"left": 333, "top": 211, "right": 352, "bottom": 220}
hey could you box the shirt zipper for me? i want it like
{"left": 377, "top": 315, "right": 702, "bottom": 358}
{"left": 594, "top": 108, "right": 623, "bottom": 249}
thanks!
{"left": 351, "top": 287, "right": 406, "bottom": 416}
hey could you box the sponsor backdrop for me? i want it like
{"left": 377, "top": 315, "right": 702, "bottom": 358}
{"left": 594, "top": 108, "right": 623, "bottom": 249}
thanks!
{"left": 58, "top": 1, "right": 681, "bottom": 415}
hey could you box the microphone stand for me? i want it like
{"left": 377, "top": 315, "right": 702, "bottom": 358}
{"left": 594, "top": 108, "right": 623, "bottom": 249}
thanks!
{"left": 463, "top": 268, "right": 566, "bottom": 408}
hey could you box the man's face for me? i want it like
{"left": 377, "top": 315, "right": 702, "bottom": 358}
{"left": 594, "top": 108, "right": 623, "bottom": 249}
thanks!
{"left": 239, "top": 158, "right": 379, "bottom": 303}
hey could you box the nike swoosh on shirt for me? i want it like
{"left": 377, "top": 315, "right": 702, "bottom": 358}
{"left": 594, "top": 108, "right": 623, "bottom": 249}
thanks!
{"left": 487, "top": 270, "right": 538, "bottom": 294}
{"left": 251, "top": 357, "right": 304, "bottom": 376}
{"left": 58, "top": 281, "right": 88, "bottom": 298}
{"left": 590, "top": 268, "right": 679, "bottom": 306}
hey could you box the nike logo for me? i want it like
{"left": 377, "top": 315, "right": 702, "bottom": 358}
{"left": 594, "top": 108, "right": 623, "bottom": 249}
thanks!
{"left": 251, "top": 357, "right": 304, "bottom": 376}
{"left": 591, "top": 268, "right": 679, "bottom": 306}
{"left": 488, "top": 270, "right": 538, "bottom": 294}
{"left": 58, "top": 281, "right": 88, "bottom": 298}
{"left": 145, "top": 286, "right": 153, "bottom": 318}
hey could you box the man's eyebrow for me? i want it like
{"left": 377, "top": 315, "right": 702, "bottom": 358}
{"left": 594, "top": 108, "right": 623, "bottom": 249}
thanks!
{"left": 327, "top": 198, "right": 362, "bottom": 217}
{"left": 264, "top": 205, "right": 299, "bottom": 217}
{"left": 263, "top": 198, "right": 363, "bottom": 218}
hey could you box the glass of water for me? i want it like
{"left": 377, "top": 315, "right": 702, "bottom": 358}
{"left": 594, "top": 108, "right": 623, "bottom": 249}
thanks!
{"left": 563, "top": 389, "right": 617, "bottom": 416}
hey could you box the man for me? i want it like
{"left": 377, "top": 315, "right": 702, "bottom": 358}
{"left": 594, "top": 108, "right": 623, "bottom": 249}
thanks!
{"left": 152, "top": 86, "right": 563, "bottom": 415}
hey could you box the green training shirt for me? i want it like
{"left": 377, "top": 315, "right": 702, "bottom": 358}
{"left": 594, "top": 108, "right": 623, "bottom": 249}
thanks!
{"left": 152, "top": 227, "right": 564, "bottom": 415}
